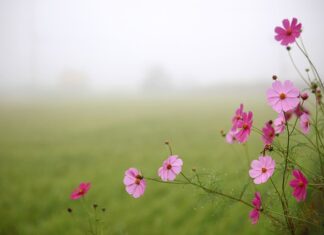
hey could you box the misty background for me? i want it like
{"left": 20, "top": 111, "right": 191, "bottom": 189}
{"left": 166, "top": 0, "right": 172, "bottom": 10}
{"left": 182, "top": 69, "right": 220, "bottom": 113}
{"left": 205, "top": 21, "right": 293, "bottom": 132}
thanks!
{"left": 0, "top": 0, "right": 324, "bottom": 98}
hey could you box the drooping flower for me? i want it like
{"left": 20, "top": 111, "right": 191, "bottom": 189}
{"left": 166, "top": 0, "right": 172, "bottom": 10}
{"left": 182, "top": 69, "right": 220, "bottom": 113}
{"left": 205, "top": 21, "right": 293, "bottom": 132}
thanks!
{"left": 289, "top": 170, "right": 308, "bottom": 202}
{"left": 273, "top": 112, "right": 286, "bottom": 134}
{"left": 249, "top": 192, "right": 262, "bottom": 224}
{"left": 301, "top": 92, "right": 309, "bottom": 101}
{"left": 274, "top": 18, "right": 302, "bottom": 46}
{"left": 261, "top": 121, "right": 275, "bottom": 145}
{"left": 231, "top": 104, "right": 244, "bottom": 129}
{"left": 226, "top": 128, "right": 239, "bottom": 144}
{"left": 235, "top": 111, "right": 253, "bottom": 143}
{"left": 267, "top": 80, "right": 300, "bottom": 113}
{"left": 123, "top": 168, "right": 146, "bottom": 198}
{"left": 158, "top": 155, "right": 183, "bottom": 181}
{"left": 249, "top": 156, "right": 275, "bottom": 184}
{"left": 300, "top": 113, "right": 310, "bottom": 134}
{"left": 294, "top": 103, "right": 309, "bottom": 117}
{"left": 70, "top": 182, "right": 91, "bottom": 200}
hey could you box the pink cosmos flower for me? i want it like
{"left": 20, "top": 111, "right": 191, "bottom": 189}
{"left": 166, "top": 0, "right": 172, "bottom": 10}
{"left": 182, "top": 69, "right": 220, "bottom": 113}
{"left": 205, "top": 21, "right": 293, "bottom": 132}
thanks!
{"left": 289, "top": 170, "right": 308, "bottom": 202}
{"left": 123, "top": 168, "right": 146, "bottom": 198}
{"left": 158, "top": 155, "right": 183, "bottom": 181}
{"left": 261, "top": 121, "right": 275, "bottom": 146}
{"left": 267, "top": 80, "right": 300, "bottom": 113}
{"left": 275, "top": 18, "right": 302, "bottom": 46}
{"left": 274, "top": 112, "right": 286, "bottom": 134}
{"left": 249, "top": 156, "right": 275, "bottom": 184}
{"left": 226, "top": 128, "right": 238, "bottom": 144}
{"left": 300, "top": 113, "right": 310, "bottom": 134}
{"left": 249, "top": 192, "right": 262, "bottom": 224}
{"left": 70, "top": 182, "right": 91, "bottom": 200}
{"left": 235, "top": 111, "right": 253, "bottom": 143}
{"left": 294, "top": 103, "right": 309, "bottom": 117}
{"left": 232, "top": 104, "right": 244, "bottom": 129}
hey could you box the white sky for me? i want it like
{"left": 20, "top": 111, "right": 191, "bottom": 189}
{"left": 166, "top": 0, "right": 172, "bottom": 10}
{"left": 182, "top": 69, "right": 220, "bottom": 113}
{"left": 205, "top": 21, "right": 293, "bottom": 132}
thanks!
{"left": 0, "top": 0, "right": 323, "bottom": 92}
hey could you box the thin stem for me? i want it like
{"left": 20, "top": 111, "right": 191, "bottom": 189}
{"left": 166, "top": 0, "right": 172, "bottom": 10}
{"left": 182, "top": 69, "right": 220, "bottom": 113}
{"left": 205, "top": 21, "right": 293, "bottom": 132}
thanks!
{"left": 296, "top": 40, "right": 324, "bottom": 89}
{"left": 315, "top": 101, "right": 324, "bottom": 176}
{"left": 288, "top": 49, "right": 310, "bottom": 86}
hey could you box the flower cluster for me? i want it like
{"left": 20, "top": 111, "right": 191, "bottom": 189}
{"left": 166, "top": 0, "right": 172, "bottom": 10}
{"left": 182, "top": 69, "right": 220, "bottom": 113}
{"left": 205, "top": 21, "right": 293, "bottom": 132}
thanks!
{"left": 226, "top": 104, "right": 253, "bottom": 144}
{"left": 123, "top": 155, "right": 183, "bottom": 198}
{"left": 117, "top": 17, "right": 322, "bottom": 233}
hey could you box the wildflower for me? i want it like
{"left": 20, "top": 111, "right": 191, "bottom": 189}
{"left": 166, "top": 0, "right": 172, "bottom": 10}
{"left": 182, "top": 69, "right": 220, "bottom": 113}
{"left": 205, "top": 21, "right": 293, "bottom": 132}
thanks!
{"left": 123, "top": 168, "right": 146, "bottom": 198}
{"left": 273, "top": 112, "right": 286, "bottom": 134}
{"left": 267, "top": 80, "right": 300, "bottom": 113}
{"left": 300, "top": 113, "right": 310, "bottom": 134}
{"left": 261, "top": 121, "right": 275, "bottom": 145}
{"left": 231, "top": 104, "right": 244, "bottom": 129}
{"left": 158, "top": 155, "right": 183, "bottom": 181}
{"left": 249, "top": 156, "right": 275, "bottom": 184}
{"left": 289, "top": 170, "right": 308, "bottom": 202}
{"left": 274, "top": 18, "right": 302, "bottom": 46}
{"left": 225, "top": 128, "right": 238, "bottom": 144}
{"left": 235, "top": 111, "right": 253, "bottom": 143}
{"left": 294, "top": 103, "right": 309, "bottom": 117}
{"left": 301, "top": 92, "right": 308, "bottom": 101}
{"left": 249, "top": 192, "right": 262, "bottom": 224}
{"left": 70, "top": 182, "right": 91, "bottom": 200}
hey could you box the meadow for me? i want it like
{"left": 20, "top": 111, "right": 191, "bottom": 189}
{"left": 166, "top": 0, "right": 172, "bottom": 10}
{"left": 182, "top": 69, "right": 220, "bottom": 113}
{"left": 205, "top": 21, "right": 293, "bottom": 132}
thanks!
{"left": 0, "top": 92, "right": 299, "bottom": 235}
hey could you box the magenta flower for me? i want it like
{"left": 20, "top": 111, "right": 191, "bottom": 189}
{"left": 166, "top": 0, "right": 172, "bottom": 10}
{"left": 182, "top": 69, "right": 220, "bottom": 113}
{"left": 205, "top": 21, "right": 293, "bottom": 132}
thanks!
{"left": 231, "top": 104, "right": 244, "bottom": 129}
{"left": 300, "top": 113, "right": 310, "bottom": 134}
{"left": 249, "top": 192, "right": 262, "bottom": 224}
{"left": 274, "top": 18, "right": 302, "bottom": 46}
{"left": 158, "top": 155, "right": 183, "bottom": 181}
{"left": 274, "top": 112, "right": 286, "bottom": 134}
{"left": 225, "top": 129, "right": 238, "bottom": 144}
{"left": 261, "top": 121, "right": 275, "bottom": 146}
{"left": 249, "top": 156, "right": 275, "bottom": 184}
{"left": 123, "top": 168, "right": 146, "bottom": 198}
{"left": 289, "top": 170, "right": 308, "bottom": 202}
{"left": 294, "top": 103, "right": 309, "bottom": 117}
{"left": 70, "top": 182, "right": 91, "bottom": 200}
{"left": 267, "top": 80, "right": 300, "bottom": 113}
{"left": 235, "top": 111, "right": 253, "bottom": 143}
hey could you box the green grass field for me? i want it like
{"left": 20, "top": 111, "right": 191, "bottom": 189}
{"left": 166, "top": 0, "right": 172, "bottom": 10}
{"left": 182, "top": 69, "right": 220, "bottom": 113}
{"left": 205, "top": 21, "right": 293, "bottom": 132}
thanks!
{"left": 0, "top": 94, "right": 292, "bottom": 235}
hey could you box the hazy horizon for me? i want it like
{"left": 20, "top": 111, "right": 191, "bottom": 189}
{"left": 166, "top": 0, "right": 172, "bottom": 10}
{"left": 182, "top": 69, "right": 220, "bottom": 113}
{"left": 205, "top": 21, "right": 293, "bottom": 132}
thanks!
{"left": 1, "top": 0, "right": 323, "bottom": 96}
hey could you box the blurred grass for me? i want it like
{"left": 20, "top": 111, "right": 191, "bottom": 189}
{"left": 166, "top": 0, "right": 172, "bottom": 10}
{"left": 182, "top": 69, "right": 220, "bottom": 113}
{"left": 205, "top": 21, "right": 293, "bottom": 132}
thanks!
{"left": 0, "top": 94, "right": 285, "bottom": 235}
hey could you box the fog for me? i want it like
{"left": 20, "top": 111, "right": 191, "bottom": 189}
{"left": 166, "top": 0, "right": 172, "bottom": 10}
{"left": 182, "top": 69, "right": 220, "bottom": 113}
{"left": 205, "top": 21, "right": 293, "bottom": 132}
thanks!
{"left": 0, "top": 0, "right": 323, "bottom": 97}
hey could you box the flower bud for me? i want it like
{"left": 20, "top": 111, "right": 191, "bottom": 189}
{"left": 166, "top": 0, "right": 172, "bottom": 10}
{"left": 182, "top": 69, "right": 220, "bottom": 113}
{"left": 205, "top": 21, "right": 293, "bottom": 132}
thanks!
{"left": 301, "top": 92, "right": 309, "bottom": 100}
{"left": 272, "top": 75, "right": 277, "bottom": 80}
{"left": 67, "top": 208, "right": 73, "bottom": 213}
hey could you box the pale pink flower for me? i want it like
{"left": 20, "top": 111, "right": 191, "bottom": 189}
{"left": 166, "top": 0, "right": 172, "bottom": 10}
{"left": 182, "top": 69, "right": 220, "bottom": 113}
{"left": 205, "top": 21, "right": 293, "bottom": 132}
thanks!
{"left": 300, "top": 113, "right": 310, "bottom": 134}
{"left": 274, "top": 112, "right": 286, "bottom": 134}
{"left": 123, "top": 168, "right": 146, "bottom": 198}
{"left": 275, "top": 18, "right": 302, "bottom": 46}
{"left": 70, "top": 182, "right": 91, "bottom": 200}
{"left": 249, "top": 156, "right": 275, "bottom": 184}
{"left": 158, "top": 155, "right": 183, "bottom": 181}
{"left": 226, "top": 129, "right": 238, "bottom": 144}
{"left": 231, "top": 104, "right": 244, "bottom": 129}
{"left": 249, "top": 192, "right": 262, "bottom": 224}
{"left": 289, "top": 170, "right": 308, "bottom": 202}
{"left": 267, "top": 80, "right": 300, "bottom": 113}
{"left": 235, "top": 111, "right": 253, "bottom": 143}
{"left": 261, "top": 121, "right": 275, "bottom": 146}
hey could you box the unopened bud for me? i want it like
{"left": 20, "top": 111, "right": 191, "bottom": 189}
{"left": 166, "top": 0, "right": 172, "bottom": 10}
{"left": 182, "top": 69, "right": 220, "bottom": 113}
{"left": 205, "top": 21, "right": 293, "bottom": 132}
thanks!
{"left": 305, "top": 68, "right": 310, "bottom": 72}
{"left": 93, "top": 204, "right": 98, "bottom": 209}
{"left": 301, "top": 92, "right": 308, "bottom": 100}
{"left": 272, "top": 75, "right": 277, "bottom": 80}
{"left": 220, "top": 130, "right": 226, "bottom": 137}
{"left": 67, "top": 208, "right": 73, "bottom": 213}
{"left": 286, "top": 46, "right": 291, "bottom": 51}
